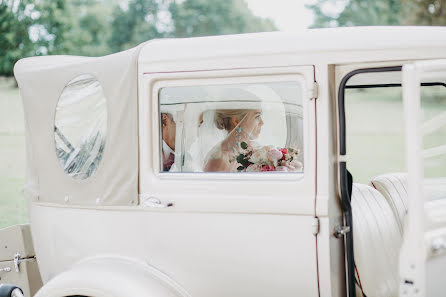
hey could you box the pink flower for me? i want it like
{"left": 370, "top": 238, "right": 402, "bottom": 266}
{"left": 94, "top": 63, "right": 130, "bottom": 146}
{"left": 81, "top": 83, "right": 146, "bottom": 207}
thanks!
{"left": 261, "top": 165, "right": 275, "bottom": 172}
{"left": 268, "top": 148, "right": 283, "bottom": 161}
{"left": 279, "top": 148, "right": 288, "bottom": 160}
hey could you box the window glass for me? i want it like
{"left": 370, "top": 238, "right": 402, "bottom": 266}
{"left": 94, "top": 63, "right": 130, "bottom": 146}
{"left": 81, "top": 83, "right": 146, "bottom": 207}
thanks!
{"left": 420, "top": 85, "right": 446, "bottom": 200}
{"left": 159, "top": 81, "right": 304, "bottom": 173}
{"left": 54, "top": 74, "right": 107, "bottom": 180}
{"left": 344, "top": 73, "right": 446, "bottom": 199}
{"left": 345, "top": 86, "right": 406, "bottom": 184}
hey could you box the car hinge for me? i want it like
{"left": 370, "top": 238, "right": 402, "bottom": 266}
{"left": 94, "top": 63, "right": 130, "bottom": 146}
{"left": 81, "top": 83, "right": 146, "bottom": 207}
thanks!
{"left": 14, "top": 253, "right": 21, "bottom": 272}
{"left": 312, "top": 217, "right": 320, "bottom": 235}
{"left": 334, "top": 225, "right": 351, "bottom": 238}
{"left": 310, "top": 81, "right": 319, "bottom": 100}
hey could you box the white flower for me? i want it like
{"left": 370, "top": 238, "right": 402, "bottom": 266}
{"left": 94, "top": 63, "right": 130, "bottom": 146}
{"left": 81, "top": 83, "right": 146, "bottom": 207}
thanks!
{"left": 275, "top": 166, "right": 289, "bottom": 172}
{"left": 286, "top": 160, "right": 303, "bottom": 171}
{"left": 249, "top": 146, "right": 272, "bottom": 164}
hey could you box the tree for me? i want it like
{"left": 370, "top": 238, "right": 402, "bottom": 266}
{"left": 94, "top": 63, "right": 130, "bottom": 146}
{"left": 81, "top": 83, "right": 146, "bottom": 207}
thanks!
{"left": 108, "top": 0, "right": 164, "bottom": 52}
{"left": 35, "top": 0, "right": 74, "bottom": 54}
{"left": 169, "top": 0, "right": 276, "bottom": 37}
{"left": 0, "top": 0, "right": 276, "bottom": 76}
{"left": 307, "top": 0, "right": 446, "bottom": 27}
{"left": 36, "top": 0, "right": 113, "bottom": 56}
{"left": 0, "top": 0, "right": 35, "bottom": 76}
{"left": 403, "top": 0, "right": 446, "bottom": 25}
{"left": 108, "top": 0, "right": 276, "bottom": 52}
{"left": 0, "top": 0, "right": 77, "bottom": 75}
{"left": 0, "top": 0, "right": 115, "bottom": 76}
{"left": 307, "top": 0, "right": 404, "bottom": 27}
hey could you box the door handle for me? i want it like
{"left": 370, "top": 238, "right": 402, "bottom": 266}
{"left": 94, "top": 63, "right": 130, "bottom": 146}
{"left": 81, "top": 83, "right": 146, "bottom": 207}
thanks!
{"left": 143, "top": 197, "right": 173, "bottom": 208}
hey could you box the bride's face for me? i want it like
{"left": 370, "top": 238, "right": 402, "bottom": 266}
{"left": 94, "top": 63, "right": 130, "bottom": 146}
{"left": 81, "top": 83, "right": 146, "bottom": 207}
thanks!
{"left": 239, "top": 110, "right": 263, "bottom": 139}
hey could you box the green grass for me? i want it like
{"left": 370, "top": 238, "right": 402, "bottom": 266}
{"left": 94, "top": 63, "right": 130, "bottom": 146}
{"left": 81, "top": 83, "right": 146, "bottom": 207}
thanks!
{"left": 346, "top": 87, "right": 446, "bottom": 184}
{"left": 0, "top": 77, "right": 27, "bottom": 229}
{"left": 0, "top": 176, "right": 27, "bottom": 228}
{"left": 346, "top": 89, "right": 406, "bottom": 184}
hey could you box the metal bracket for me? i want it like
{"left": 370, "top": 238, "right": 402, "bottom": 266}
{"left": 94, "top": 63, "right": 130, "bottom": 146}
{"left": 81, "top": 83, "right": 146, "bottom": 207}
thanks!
{"left": 313, "top": 82, "right": 319, "bottom": 100}
{"left": 312, "top": 217, "right": 320, "bottom": 235}
{"left": 13, "top": 253, "right": 21, "bottom": 273}
{"left": 335, "top": 225, "right": 351, "bottom": 238}
{"left": 338, "top": 154, "right": 347, "bottom": 163}
{"left": 431, "top": 237, "right": 446, "bottom": 254}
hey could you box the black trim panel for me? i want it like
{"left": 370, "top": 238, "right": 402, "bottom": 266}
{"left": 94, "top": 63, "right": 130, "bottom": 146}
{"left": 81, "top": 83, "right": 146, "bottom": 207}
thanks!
{"left": 338, "top": 66, "right": 402, "bottom": 297}
{"left": 346, "top": 82, "right": 446, "bottom": 89}
{"left": 338, "top": 66, "right": 402, "bottom": 155}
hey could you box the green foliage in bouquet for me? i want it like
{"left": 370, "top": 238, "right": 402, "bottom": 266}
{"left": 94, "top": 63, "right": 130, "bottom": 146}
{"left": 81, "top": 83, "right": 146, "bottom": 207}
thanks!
{"left": 236, "top": 142, "right": 253, "bottom": 171}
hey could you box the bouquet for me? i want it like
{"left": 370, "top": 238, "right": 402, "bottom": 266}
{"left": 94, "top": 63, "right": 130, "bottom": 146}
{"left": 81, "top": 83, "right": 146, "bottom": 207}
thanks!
{"left": 234, "top": 142, "right": 303, "bottom": 172}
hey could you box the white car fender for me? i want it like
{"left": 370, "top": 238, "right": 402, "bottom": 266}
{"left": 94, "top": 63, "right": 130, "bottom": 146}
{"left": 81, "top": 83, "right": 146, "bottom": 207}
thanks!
{"left": 34, "top": 256, "right": 190, "bottom": 297}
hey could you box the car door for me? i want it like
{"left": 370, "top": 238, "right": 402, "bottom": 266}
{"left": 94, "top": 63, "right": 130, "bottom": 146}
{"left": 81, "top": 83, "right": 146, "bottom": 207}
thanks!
{"left": 400, "top": 59, "right": 446, "bottom": 297}
{"left": 138, "top": 65, "right": 318, "bottom": 297}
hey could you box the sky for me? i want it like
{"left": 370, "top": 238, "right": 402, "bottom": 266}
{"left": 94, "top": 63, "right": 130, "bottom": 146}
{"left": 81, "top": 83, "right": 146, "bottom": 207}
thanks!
{"left": 245, "top": 0, "right": 317, "bottom": 31}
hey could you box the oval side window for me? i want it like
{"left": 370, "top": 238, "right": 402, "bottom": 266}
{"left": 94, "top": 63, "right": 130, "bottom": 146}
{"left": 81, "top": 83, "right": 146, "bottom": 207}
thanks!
{"left": 54, "top": 74, "right": 107, "bottom": 180}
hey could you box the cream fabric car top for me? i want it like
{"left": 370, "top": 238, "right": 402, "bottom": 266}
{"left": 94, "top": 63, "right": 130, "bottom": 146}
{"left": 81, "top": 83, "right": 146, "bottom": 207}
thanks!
{"left": 14, "top": 44, "right": 144, "bottom": 206}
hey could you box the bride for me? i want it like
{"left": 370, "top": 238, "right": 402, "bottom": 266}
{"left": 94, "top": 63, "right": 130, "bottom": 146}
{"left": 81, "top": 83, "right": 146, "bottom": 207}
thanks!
{"left": 204, "top": 109, "right": 263, "bottom": 172}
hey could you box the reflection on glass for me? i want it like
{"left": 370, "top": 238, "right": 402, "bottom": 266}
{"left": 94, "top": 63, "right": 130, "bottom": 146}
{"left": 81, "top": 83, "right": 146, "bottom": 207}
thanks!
{"left": 345, "top": 87, "right": 405, "bottom": 184}
{"left": 421, "top": 85, "right": 446, "bottom": 200}
{"left": 159, "top": 81, "right": 304, "bottom": 173}
{"left": 54, "top": 74, "right": 107, "bottom": 180}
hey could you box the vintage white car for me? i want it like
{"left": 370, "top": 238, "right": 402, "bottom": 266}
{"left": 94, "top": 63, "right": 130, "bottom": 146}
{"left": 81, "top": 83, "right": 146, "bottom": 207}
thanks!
{"left": 1, "top": 26, "right": 446, "bottom": 297}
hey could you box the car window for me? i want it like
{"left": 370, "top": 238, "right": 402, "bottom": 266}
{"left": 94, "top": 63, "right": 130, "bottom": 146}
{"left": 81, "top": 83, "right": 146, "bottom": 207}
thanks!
{"left": 159, "top": 81, "right": 304, "bottom": 173}
{"left": 345, "top": 86, "right": 406, "bottom": 183}
{"left": 420, "top": 85, "right": 446, "bottom": 201}
{"left": 54, "top": 74, "right": 107, "bottom": 180}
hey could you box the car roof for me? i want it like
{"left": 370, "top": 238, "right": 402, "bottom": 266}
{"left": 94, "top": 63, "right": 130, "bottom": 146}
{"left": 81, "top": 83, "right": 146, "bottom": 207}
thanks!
{"left": 139, "top": 26, "right": 446, "bottom": 66}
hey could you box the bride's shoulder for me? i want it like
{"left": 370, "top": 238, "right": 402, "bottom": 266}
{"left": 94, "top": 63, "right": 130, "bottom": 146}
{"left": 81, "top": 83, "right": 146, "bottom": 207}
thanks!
{"left": 206, "top": 141, "right": 224, "bottom": 160}
{"left": 203, "top": 142, "right": 234, "bottom": 172}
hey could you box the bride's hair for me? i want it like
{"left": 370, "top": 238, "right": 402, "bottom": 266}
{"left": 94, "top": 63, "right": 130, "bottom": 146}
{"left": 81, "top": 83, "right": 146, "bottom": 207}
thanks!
{"left": 215, "top": 109, "right": 250, "bottom": 132}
